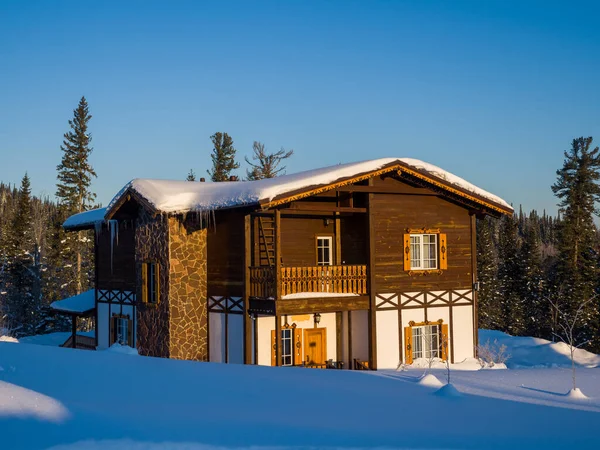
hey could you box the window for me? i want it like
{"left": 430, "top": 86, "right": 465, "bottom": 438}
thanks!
{"left": 404, "top": 321, "right": 449, "bottom": 364}
{"left": 111, "top": 314, "right": 132, "bottom": 346}
{"left": 410, "top": 234, "right": 437, "bottom": 269}
{"left": 142, "top": 262, "right": 159, "bottom": 304}
{"left": 271, "top": 325, "right": 302, "bottom": 366}
{"left": 281, "top": 328, "right": 293, "bottom": 366}
{"left": 411, "top": 324, "right": 440, "bottom": 359}
{"left": 404, "top": 231, "right": 447, "bottom": 271}
{"left": 316, "top": 236, "right": 333, "bottom": 266}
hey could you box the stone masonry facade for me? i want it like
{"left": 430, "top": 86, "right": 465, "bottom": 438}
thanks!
{"left": 168, "top": 217, "right": 208, "bottom": 361}
{"left": 135, "top": 210, "right": 171, "bottom": 357}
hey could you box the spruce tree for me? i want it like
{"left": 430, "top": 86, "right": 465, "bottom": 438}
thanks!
{"left": 6, "top": 174, "right": 39, "bottom": 336}
{"left": 551, "top": 136, "right": 600, "bottom": 350}
{"left": 245, "top": 141, "right": 294, "bottom": 180}
{"left": 56, "top": 96, "right": 97, "bottom": 295}
{"left": 207, "top": 132, "right": 239, "bottom": 182}
{"left": 497, "top": 214, "right": 526, "bottom": 335}
{"left": 186, "top": 169, "right": 196, "bottom": 181}
{"left": 476, "top": 217, "right": 502, "bottom": 330}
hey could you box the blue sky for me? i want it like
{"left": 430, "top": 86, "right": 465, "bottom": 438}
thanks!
{"left": 1, "top": 0, "right": 599, "bottom": 215}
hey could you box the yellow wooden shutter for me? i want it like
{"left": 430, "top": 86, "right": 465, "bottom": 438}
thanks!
{"left": 141, "top": 263, "right": 148, "bottom": 303}
{"left": 441, "top": 324, "right": 449, "bottom": 361}
{"left": 293, "top": 327, "right": 303, "bottom": 366}
{"left": 439, "top": 233, "right": 448, "bottom": 270}
{"left": 404, "top": 326, "right": 413, "bottom": 364}
{"left": 154, "top": 263, "right": 160, "bottom": 304}
{"left": 403, "top": 234, "right": 411, "bottom": 271}
{"left": 271, "top": 330, "right": 277, "bottom": 366}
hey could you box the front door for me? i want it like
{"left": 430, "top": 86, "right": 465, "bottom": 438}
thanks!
{"left": 304, "top": 328, "right": 327, "bottom": 366}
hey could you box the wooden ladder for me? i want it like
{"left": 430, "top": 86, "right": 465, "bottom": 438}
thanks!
{"left": 258, "top": 216, "right": 276, "bottom": 267}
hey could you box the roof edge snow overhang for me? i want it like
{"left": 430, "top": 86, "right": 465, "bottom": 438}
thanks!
{"left": 261, "top": 161, "right": 513, "bottom": 216}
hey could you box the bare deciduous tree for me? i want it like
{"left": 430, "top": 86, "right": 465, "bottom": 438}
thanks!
{"left": 477, "top": 339, "right": 510, "bottom": 368}
{"left": 245, "top": 141, "right": 294, "bottom": 180}
{"left": 549, "top": 295, "right": 596, "bottom": 392}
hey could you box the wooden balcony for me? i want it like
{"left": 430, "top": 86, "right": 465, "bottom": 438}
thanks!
{"left": 249, "top": 265, "right": 368, "bottom": 299}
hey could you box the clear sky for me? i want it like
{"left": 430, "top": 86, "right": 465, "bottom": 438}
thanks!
{"left": 1, "top": 0, "right": 599, "bottom": 215}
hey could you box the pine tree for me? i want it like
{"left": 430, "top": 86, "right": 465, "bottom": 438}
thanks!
{"left": 476, "top": 217, "right": 502, "bottom": 330}
{"left": 56, "top": 97, "right": 97, "bottom": 295}
{"left": 497, "top": 214, "right": 526, "bottom": 335}
{"left": 6, "top": 173, "right": 39, "bottom": 336}
{"left": 186, "top": 169, "right": 196, "bottom": 181}
{"left": 551, "top": 136, "right": 600, "bottom": 350}
{"left": 519, "top": 213, "right": 547, "bottom": 338}
{"left": 207, "top": 132, "right": 239, "bottom": 182}
{"left": 245, "top": 141, "right": 294, "bottom": 180}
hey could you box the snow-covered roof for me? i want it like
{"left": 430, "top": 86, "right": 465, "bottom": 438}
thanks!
{"left": 63, "top": 158, "right": 512, "bottom": 229}
{"left": 50, "top": 290, "right": 95, "bottom": 315}
{"left": 107, "top": 158, "right": 512, "bottom": 216}
{"left": 63, "top": 207, "right": 107, "bottom": 230}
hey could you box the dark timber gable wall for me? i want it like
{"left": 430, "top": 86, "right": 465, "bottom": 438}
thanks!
{"left": 370, "top": 176, "right": 472, "bottom": 292}
{"left": 97, "top": 223, "right": 136, "bottom": 291}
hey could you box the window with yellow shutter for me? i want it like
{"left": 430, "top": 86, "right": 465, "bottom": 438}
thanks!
{"left": 141, "top": 262, "right": 160, "bottom": 304}
{"left": 403, "top": 229, "right": 448, "bottom": 272}
{"left": 404, "top": 320, "right": 449, "bottom": 363}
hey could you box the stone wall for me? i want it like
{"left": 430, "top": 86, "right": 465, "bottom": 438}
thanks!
{"left": 135, "top": 210, "right": 170, "bottom": 357}
{"left": 168, "top": 217, "right": 208, "bottom": 361}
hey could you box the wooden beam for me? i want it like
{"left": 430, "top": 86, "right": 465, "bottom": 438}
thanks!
{"left": 276, "top": 296, "right": 370, "bottom": 315}
{"left": 335, "top": 185, "right": 436, "bottom": 195}
{"left": 347, "top": 311, "right": 353, "bottom": 370}
{"left": 471, "top": 213, "right": 479, "bottom": 356}
{"left": 283, "top": 204, "right": 368, "bottom": 213}
{"left": 275, "top": 210, "right": 282, "bottom": 367}
{"left": 244, "top": 214, "right": 252, "bottom": 364}
{"left": 71, "top": 314, "right": 77, "bottom": 349}
{"left": 367, "top": 182, "right": 377, "bottom": 370}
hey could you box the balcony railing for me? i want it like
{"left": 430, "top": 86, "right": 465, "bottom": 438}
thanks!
{"left": 249, "top": 265, "right": 368, "bottom": 298}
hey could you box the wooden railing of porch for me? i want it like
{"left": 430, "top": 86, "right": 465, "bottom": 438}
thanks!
{"left": 249, "top": 265, "right": 367, "bottom": 298}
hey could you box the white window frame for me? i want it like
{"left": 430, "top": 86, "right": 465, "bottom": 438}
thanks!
{"left": 281, "top": 328, "right": 293, "bottom": 366}
{"left": 410, "top": 234, "right": 438, "bottom": 270}
{"left": 316, "top": 236, "right": 333, "bottom": 266}
{"left": 115, "top": 317, "right": 130, "bottom": 346}
{"left": 412, "top": 324, "right": 440, "bottom": 360}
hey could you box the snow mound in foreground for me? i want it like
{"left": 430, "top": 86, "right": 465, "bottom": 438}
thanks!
{"left": 566, "top": 388, "right": 589, "bottom": 400}
{"left": 480, "top": 329, "right": 600, "bottom": 369}
{"left": 106, "top": 343, "right": 139, "bottom": 355}
{"left": 0, "top": 336, "right": 18, "bottom": 343}
{"left": 434, "top": 383, "right": 462, "bottom": 398}
{"left": 418, "top": 374, "right": 444, "bottom": 387}
{"left": 0, "top": 381, "right": 69, "bottom": 422}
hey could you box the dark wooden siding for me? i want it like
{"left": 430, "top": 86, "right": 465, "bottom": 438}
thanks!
{"left": 207, "top": 209, "right": 246, "bottom": 296}
{"left": 340, "top": 214, "right": 368, "bottom": 265}
{"left": 370, "top": 176, "right": 473, "bottom": 292}
{"left": 97, "top": 222, "right": 136, "bottom": 291}
{"left": 280, "top": 216, "right": 332, "bottom": 266}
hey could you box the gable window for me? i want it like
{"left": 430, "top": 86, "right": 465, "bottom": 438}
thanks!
{"left": 110, "top": 314, "right": 133, "bottom": 346}
{"left": 141, "top": 262, "right": 160, "bottom": 304}
{"left": 410, "top": 234, "right": 438, "bottom": 269}
{"left": 316, "top": 236, "right": 333, "bottom": 266}
{"left": 403, "top": 230, "right": 447, "bottom": 272}
{"left": 404, "top": 320, "right": 448, "bottom": 364}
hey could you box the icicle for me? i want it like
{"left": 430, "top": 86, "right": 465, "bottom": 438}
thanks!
{"left": 108, "top": 220, "right": 119, "bottom": 273}
{"left": 94, "top": 220, "right": 103, "bottom": 243}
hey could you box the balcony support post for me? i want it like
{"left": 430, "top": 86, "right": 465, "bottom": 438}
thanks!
{"left": 367, "top": 182, "right": 378, "bottom": 370}
{"left": 244, "top": 214, "right": 253, "bottom": 365}
{"left": 275, "top": 209, "right": 282, "bottom": 366}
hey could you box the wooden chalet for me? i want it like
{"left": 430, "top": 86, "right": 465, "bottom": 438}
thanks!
{"left": 62, "top": 158, "right": 512, "bottom": 369}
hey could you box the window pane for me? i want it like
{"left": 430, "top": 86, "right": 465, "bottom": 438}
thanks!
{"left": 410, "top": 235, "right": 421, "bottom": 268}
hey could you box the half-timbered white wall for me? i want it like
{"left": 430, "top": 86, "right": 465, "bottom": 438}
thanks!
{"left": 375, "top": 290, "right": 475, "bottom": 368}
{"left": 208, "top": 312, "right": 244, "bottom": 364}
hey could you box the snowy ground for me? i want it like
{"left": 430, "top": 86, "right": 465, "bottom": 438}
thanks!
{"left": 0, "top": 331, "right": 599, "bottom": 449}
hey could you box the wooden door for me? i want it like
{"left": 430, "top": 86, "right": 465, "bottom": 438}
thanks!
{"left": 304, "top": 328, "right": 327, "bottom": 366}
